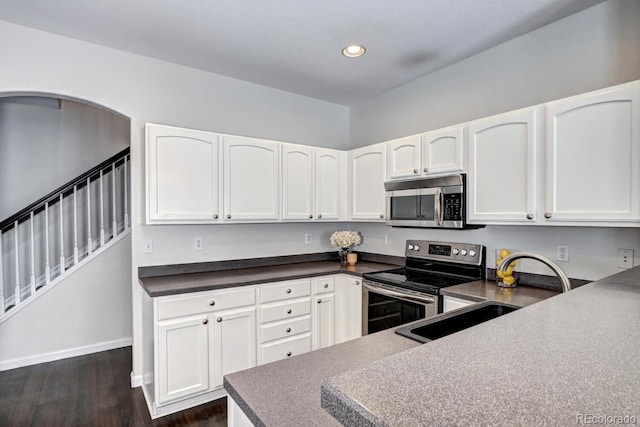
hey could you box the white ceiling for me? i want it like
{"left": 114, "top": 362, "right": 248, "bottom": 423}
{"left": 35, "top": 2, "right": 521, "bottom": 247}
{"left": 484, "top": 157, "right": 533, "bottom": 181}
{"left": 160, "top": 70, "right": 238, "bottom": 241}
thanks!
{"left": 0, "top": 0, "right": 604, "bottom": 106}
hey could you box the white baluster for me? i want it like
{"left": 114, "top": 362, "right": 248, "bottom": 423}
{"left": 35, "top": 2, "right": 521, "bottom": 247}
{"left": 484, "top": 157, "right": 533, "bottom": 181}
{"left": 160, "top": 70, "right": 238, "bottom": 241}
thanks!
{"left": 29, "top": 211, "right": 36, "bottom": 295}
{"left": 73, "top": 186, "right": 79, "bottom": 265}
{"left": 99, "top": 170, "right": 105, "bottom": 246}
{"left": 0, "top": 229, "right": 5, "bottom": 314}
{"left": 112, "top": 163, "right": 118, "bottom": 238}
{"left": 59, "top": 194, "right": 65, "bottom": 274}
{"left": 124, "top": 155, "right": 129, "bottom": 230}
{"left": 87, "top": 177, "right": 92, "bottom": 255}
{"left": 14, "top": 222, "right": 20, "bottom": 306}
{"left": 45, "top": 202, "right": 51, "bottom": 284}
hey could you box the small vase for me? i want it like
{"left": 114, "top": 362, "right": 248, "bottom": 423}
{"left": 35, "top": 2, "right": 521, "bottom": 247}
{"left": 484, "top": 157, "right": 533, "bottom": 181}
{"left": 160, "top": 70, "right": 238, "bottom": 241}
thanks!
{"left": 339, "top": 248, "right": 349, "bottom": 264}
{"left": 347, "top": 253, "right": 358, "bottom": 265}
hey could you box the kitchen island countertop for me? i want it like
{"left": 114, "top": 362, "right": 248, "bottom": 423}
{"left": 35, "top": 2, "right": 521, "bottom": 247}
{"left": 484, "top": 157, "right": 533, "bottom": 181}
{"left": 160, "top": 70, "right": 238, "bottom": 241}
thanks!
{"left": 321, "top": 266, "right": 640, "bottom": 426}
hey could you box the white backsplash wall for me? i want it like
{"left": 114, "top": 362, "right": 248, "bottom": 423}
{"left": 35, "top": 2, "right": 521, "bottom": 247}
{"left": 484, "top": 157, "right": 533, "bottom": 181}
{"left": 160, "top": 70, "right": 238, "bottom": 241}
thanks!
{"left": 352, "top": 223, "right": 640, "bottom": 281}
{"left": 139, "top": 222, "right": 351, "bottom": 266}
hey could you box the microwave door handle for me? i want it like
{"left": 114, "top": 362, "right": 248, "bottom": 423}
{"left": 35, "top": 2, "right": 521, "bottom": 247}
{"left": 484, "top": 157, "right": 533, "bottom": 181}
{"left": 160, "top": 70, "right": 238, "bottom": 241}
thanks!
{"left": 434, "top": 187, "right": 443, "bottom": 226}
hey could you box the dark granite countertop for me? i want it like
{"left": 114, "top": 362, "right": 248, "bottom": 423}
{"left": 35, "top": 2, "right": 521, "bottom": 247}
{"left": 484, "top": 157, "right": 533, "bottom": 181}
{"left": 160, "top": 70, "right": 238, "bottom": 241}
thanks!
{"left": 139, "top": 258, "right": 401, "bottom": 297}
{"left": 442, "top": 280, "right": 560, "bottom": 307}
{"left": 322, "top": 266, "right": 640, "bottom": 426}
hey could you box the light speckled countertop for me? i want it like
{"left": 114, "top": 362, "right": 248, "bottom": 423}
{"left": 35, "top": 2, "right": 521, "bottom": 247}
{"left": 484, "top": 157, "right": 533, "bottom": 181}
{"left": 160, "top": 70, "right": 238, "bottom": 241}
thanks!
{"left": 322, "top": 266, "right": 640, "bottom": 426}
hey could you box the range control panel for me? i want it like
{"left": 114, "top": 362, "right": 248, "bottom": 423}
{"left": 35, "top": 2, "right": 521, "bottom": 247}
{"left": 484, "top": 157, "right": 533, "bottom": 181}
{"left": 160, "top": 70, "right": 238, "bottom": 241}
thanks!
{"left": 405, "top": 240, "right": 484, "bottom": 266}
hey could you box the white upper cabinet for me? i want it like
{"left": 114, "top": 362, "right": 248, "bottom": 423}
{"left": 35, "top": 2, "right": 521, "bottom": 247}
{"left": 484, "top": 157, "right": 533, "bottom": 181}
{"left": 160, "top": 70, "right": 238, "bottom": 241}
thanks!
{"left": 386, "top": 126, "right": 464, "bottom": 181}
{"left": 223, "top": 136, "right": 280, "bottom": 221}
{"left": 386, "top": 134, "right": 422, "bottom": 180}
{"left": 421, "top": 125, "right": 464, "bottom": 175}
{"left": 543, "top": 81, "right": 640, "bottom": 223}
{"left": 315, "top": 148, "right": 345, "bottom": 221}
{"left": 146, "top": 124, "right": 220, "bottom": 223}
{"left": 281, "top": 144, "right": 314, "bottom": 220}
{"left": 467, "top": 107, "right": 539, "bottom": 224}
{"left": 349, "top": 143, "right": 386, "bottom": 221}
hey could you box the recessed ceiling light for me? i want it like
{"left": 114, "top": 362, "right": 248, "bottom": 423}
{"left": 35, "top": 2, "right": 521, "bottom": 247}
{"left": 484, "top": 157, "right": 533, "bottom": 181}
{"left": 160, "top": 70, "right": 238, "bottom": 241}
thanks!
{"left": 342, "top": 44, "right": 366, "bottom": 58}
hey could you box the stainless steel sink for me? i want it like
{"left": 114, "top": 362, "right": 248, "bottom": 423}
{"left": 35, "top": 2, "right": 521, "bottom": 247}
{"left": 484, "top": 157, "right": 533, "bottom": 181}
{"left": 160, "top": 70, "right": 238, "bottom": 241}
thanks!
{"left": 395, "top": 301, "right": 520, "bottom": 343}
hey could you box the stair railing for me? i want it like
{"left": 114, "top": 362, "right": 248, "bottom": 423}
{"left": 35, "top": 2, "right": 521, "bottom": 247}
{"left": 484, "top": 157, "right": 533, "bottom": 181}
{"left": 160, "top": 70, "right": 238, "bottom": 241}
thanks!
{"left": 0, "top": 148, "right": 130, "bottom": 316}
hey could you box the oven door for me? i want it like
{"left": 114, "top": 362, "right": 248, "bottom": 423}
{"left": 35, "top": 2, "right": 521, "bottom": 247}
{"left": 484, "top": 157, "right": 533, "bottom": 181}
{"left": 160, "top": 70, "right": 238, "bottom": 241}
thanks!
{"left": 362, "top": 281, "right": 437, "bottom": 335}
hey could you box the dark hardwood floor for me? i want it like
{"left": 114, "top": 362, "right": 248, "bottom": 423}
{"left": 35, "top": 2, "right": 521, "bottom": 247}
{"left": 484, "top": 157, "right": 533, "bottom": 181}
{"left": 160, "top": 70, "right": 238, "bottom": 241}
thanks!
{"left": 0, "top": 347, "right": 227, "bottom": 426}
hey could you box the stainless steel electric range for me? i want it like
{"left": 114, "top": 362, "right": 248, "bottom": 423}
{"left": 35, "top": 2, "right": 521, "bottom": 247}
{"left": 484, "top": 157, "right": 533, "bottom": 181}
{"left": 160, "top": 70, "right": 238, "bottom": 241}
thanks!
{"left": 362, "top": 240, "right": 486, "bottom": 335}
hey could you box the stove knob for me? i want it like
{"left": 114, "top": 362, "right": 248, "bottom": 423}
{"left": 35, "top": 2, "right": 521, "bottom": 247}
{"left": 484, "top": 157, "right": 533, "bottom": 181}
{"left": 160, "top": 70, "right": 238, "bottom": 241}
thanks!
{"left": 469, "top": 249, "right": 477, "bottom": 257}
{"left": 452, "top": 248, "right": 460, "bottom": 255}
{"left": 413, "top": 245, "right": 420, "bottom": 251}
{"left": 408, "top": 244, "right": 414, "bottom": 250}
{"left": 460, "top": 249, "right": 468, "bottom": 256}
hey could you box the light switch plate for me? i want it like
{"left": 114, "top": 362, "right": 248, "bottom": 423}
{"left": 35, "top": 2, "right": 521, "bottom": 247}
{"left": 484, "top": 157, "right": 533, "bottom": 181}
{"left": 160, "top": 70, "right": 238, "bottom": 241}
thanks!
{"left": 143, "top": 240, "right": 153, "bottom": 254}
{"left": 194, "top": 237, "right": 203, "bottom": 251}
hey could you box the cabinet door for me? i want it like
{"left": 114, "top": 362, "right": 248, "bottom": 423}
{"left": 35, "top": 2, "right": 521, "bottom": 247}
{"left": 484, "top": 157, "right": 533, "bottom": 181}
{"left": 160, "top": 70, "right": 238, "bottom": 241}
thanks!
{"left": 282, "top": 144, "right": 314, "bottom": 220}
{"left": 544, "top": 82, "right": 640, "bottom": 223}
{"left": 422, "top": 125, "right": 464, "bottom": 175}
{"left": 157, "top": 314, "right": 210, "bottom": 404}
{"left": 335, "top": 276, "right": 362, "bottom": 344}
{"left": 211, "top": 306, "right": 256, "bottom": 389}
{"left": 386, "top": 135, "right": 422, "bottom": 180}
{"left": 223, "top": 136, "right": 280, "bottom": 221}
{"left": 312, "top": 293, "right": 335, "bottom": 350}
{"left": 443, "top": 295, "right": 475, "bottom": 313}
{"left": 315, "top": 148, "right": 343, "bottom": 220}
{"left": 146, "top": 124, "right": 220, "bottom": 223}
{"left": 349, "top": 143, "right": 386, "bottom": 221}
{"left": 467, "top": 107, "right": 539, "bottom": 224}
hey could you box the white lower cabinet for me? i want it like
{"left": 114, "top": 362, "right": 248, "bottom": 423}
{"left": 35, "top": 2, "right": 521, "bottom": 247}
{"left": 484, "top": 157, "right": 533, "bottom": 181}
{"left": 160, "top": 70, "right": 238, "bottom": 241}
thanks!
{"left": 442, "top": 295, "right": 475, "bottom": 313}
{"left": 312, "top": 276, "right": 335, "bottom": 350}
{"left": 335, "top": 275, "right": 362, "bottom": 344}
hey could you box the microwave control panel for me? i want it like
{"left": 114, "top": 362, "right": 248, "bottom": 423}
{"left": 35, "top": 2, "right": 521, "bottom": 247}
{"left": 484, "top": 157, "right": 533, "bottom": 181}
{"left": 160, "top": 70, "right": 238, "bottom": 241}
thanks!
{"left": 442, "top": 193, "right": 462, "bottom": 220}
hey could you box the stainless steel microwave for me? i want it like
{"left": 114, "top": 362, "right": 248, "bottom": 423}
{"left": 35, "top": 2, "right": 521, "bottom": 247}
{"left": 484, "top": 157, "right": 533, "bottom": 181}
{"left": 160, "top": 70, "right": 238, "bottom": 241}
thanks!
{"left": 385, "top": 174, "right": 481, "bottom": 229}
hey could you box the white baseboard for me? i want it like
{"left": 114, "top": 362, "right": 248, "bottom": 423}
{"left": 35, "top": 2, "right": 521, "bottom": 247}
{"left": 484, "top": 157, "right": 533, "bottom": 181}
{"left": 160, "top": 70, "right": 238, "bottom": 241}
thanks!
{"left": 0, "top": 337, "right": 132, "bottom": 371}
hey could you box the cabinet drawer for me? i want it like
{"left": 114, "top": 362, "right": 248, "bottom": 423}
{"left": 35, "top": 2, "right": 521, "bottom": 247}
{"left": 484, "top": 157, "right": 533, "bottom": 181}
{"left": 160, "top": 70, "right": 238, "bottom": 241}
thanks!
{"left": 260, "top": 299, "right": 310, "bottom": 323}
{"left": 259, "top": 334, "right": 311, "bottom": 365}
{"left": 259, "top": 316, "right": 311, "bottom": 343}
{"left": 260, "top": 279, "right": 310, "bottom": 303}
{"left": 313, "top": 277, "right": 335, "bottom": 294}
{"left": 157, "top": 287, "right": 256, "bottom": 320}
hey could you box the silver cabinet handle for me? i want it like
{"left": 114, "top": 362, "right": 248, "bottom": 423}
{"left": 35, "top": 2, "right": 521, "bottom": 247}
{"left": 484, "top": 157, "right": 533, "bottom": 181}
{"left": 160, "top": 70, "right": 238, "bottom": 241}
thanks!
{"left": 286, "top": 327, "right": 291, "bottom": 333}
{"left": 287, "top": 309, "right": 292, "bottom": 314}
{"left": 209, "top": 300, "right": 215, "bottom": 306}
{"left": 413, "top": 168, "right": 418, "bottom": 173}
{"left": 286, "top": 288, "right": 292, "bottom": 294}
{"left": 317, "top": 214, "right": 322, "bottom": 219}
{"left": 355, "top": 280, "right": 360, "bottom": 286}
{"left": 216, "top": 317, "right": 222, "bottom": 322}
{"left": 526, "top": 213, "right": 534, "bottom": 220}
{"left": 423, "top": 167, "right": 429, "bottom": 173}
{"left": 213, "top": 214, "right": 219, "bottom": 219}
{"left": 287, "top": 352, "right": 292, "bottom": 357}
{"left": 324, "top": 283, "right": 329, "bottom": 288}
{"left": 317, "top": 299, "right": 322, "bottom": 303}
{"left": 202, "top": 319, "right": 208, "bottom": 325}
{"left": 544, "top": 212, "right": 552, "bottom": 219}
{"left": 379, "top": 213, "right": 384, "bottom": 219}
{"left": 226, "top": 214, "right": 232, "bottom": 219}
{"left": 308, "top": 214, "right": 313, "bottom": 219}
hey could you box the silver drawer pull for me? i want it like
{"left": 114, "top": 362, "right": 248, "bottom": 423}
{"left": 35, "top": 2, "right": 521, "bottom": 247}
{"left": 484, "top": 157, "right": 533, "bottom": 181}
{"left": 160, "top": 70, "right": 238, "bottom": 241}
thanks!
{"left": 286, "top": 288, "right": 292, "bottom": 294}
{"left": 544, "top": 212, "right": 552, "bottom": 219}
{"left": 202, "top": 319, "right": 208, "bottom": 325}
{"left": 287, "top": 309, "right": 292, "bottom": 314}
{"left": 213, "top": 214, "right": 219, "bottom": 219}
{"left": 216, "top": 317, "right": 222, "bottom": 322}
{"left": 324, "top": 283, "right": 329, "bottom": 288}
{"left": 317, "top": 299, "right": 322, "bottom": 303}
{"left": 226, "top": 214, "right": 232, "bottom": 219}
{"left": 209, "top": 300, "right": 215, "bottom": 306}
{"left": 287, "top": 352, "right": 292, "bottom": 357}
{"left": 286, "top": 327, "right": 291, "bottom": 333}
{"left": 413, "top": 168, "right": 418, "bottom": 173}
{"left": 355, "top": 281, "right": 360, "bottom": 285}
{"left": 526, "top": 213, "right": 534, "bottom": 220}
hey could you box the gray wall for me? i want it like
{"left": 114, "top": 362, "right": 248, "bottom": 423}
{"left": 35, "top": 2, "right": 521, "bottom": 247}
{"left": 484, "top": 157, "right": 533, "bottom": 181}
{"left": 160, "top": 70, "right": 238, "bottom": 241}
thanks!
{"left": 350, "top": 0, "right": 640, "bottom": 146}
{"left": 0, "top": 99, "right": 129, "bottom": 219}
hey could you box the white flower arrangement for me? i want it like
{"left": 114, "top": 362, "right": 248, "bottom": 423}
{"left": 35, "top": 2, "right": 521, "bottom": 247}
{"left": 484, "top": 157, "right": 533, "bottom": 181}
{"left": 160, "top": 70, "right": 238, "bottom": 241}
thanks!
{"left": 330, "top": 230, "right": 362, "bottom": 250}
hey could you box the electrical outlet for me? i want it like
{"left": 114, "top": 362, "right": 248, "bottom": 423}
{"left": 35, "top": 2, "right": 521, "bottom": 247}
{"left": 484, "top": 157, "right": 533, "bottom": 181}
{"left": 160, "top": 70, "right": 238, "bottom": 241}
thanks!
{"left": 381, "top": 234, "right": 388, "bottom": 245}
{"left": 556, "top": 244, "right": 569, "bottom": 262}
{"left": 193, "top": 237, "right": 203, "bottom": 251}
{"left": 143, "top": 240, "right": 153, "bottom": 254}
{"left": 618, "top": 249, "right": 634, "bottom": 269}
{"left": 305, "top": 234, "right": 312, "bottom": 244}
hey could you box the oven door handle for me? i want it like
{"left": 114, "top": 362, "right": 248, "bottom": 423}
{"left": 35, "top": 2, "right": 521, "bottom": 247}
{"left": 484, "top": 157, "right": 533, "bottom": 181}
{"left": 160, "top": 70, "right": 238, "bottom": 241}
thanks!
{"left": 364, "top": 282, "right": 435, "bottom": 305}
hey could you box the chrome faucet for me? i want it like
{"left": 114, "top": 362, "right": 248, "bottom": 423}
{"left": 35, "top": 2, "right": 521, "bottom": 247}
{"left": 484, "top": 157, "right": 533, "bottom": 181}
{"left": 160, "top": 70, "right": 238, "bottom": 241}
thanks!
{"left": 497, "top": 252, "right": 572, "bottom": 293}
